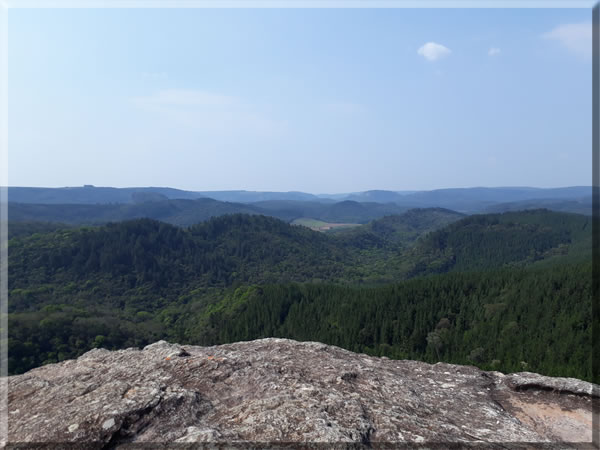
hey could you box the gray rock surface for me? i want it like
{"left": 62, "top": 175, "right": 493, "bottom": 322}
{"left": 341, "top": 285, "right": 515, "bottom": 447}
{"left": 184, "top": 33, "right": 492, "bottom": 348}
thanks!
{"left": 5, "top": 338, "right": 598, "bottom": 447}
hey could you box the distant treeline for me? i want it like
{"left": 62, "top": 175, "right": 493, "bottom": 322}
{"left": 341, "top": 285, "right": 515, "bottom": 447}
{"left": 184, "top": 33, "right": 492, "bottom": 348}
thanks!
{"left": 7, "top": 198, "right": 408, "bottom": 227}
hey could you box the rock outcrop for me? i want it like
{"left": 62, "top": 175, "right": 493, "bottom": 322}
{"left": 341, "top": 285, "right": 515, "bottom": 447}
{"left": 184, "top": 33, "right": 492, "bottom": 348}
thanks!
{"left": 5, "top": 338, "right": 598, "bottom": 447}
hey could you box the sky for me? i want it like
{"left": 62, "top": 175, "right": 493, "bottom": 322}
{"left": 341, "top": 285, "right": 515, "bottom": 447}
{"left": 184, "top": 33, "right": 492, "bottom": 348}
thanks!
{"left": 8, "top": 7, "right": 593, "bottom": 193}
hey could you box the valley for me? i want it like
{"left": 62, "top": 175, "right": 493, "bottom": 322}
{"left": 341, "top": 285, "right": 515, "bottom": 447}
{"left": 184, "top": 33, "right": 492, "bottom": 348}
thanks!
{"left": 6, "top": 198, "right": 593, "bottom": 382}
{"left": 291, "top": 217, "right": 361, "bottom": 232}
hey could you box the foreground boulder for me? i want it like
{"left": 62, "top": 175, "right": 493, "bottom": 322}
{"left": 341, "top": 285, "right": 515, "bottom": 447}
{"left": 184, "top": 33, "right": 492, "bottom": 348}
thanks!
{"left": 6, "top": 338, "right": 597, "bottom": 447}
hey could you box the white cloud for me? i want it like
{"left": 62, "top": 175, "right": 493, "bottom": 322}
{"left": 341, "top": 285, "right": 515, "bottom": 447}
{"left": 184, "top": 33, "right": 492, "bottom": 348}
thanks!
{"left": 542, "top": 22, "right": 592, "bottom": 59}
{"left": 417, "top": 42, "right": 451, "bottom": 62}
{"left": 488, "top": 47, "right": 501, "bottom": 56}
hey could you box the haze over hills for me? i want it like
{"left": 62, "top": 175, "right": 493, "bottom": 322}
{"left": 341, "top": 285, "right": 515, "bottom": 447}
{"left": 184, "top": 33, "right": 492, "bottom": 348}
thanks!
{"left": 7, "top": 186, "right": 207, "bottom": 204}
{"left": 484, "top": 196, "right": 592, "bottom": 216}
{"left": 395, "top": 187, "right": 591, "bottom": 213}
{"left": 5, "top": 186, "right": 592, "bottom": 230}
{"left": 8, "top": 198, "right": 265, "bottom": 227}
{"left": 7, "top": 198, "right": 410, "bottom": 227}
{"left": 6, "top": 185, "right": 591, "bottom": 213}
{"left": 7, "top": 186, "right": 328, "bottom": 205}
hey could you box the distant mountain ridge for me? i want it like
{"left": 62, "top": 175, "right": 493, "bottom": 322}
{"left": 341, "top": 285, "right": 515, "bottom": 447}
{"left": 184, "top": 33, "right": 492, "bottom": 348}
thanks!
{"left": 6, "top": 186, "right": 591, "bottom": 214}
{"left": 7, "top": 186, "right": 207, "bottom": 204}
{"left": 485, "top": 196, "right": 591, "bottom": 216}
{"left": 7, "top": 187, "right": 328, "bottom": 205}
{"left": 8, "top": 198, "right": 409, "bottom": 227}
{"left": 8, "top": 198, "right": 262, "bottom": 227}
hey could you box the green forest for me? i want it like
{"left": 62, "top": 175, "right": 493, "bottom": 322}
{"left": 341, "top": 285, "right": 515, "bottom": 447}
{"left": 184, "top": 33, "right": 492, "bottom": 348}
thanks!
{"left": 7, "top": 209, "right": 593, "bottom": 381}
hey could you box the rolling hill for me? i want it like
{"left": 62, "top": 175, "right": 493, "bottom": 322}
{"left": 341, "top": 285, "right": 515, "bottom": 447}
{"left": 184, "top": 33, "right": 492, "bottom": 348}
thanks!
{"left": 7, "top": 186, "right": 206, "bottom": 204}
{"left": 7, "top": 199, "right": 409, "bottom": 227}
{"left": 406, "top": 209, "right": 591, "bottom": 276}
{"left": 331, "top": 208, "right": 466, "bottom": 249}
{"left": 392, "top": 187, "right": 592, "bottom": 213}
{"left": 7, "top": 198, "right": 263, "bottom": 227}
{"left": 7, "top": 209, "right": 592, "bottom": 376}
{"left": 484, "top": 196, "right": 592, "bottom": 216}
{"left": 7, "top": 186, "right": 592, "bottom": 215}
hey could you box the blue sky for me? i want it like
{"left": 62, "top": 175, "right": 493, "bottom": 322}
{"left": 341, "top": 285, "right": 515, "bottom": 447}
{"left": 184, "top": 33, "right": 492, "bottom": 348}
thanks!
{"left": 8, "top": 7, "right": 592, "bottom": 193}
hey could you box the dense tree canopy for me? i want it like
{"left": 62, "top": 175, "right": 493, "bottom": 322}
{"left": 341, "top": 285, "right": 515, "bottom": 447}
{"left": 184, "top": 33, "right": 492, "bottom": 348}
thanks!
{"left": 7, "top": 210, "right": 592, "bottom": 380}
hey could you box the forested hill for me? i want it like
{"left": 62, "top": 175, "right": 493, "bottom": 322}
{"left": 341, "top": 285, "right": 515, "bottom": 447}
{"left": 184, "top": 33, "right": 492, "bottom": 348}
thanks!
{"left": 7, "top": 221, "right": 72, "bottom": 240}
{"left": 7, "top": 198, "right": 407, "bottom": 226}
{"left": 7, "top": 209, "right": 592, "bottom": 376}
{"left": 406, "top": 209, "right": 591, "bottom": 276}
{"left": 485, "top": 196, "right": 591, "bottom": 216}
{"left": 8, "top": 215, "right": 349, "bottom": 296}
{"left": 7, "top": 198, "right": 264, "bottom": 226}
{"left": 250, "top": 200, "right": 408, "bottom": 224}
{"left": 331, "top": 208, "right": 465, "bottom": 248}
{"left": 9, "top": 210, "right": 590, "bottom": 296}
{"left": 9, "top": 261, "right": 592, "bottom": 380}
{"left": 194, "top": 262, "right": 592, "bottom": 381}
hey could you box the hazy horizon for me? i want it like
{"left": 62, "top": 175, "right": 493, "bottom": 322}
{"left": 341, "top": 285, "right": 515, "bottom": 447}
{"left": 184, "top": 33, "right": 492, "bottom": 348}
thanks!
{"left": 4, "top": 183, "right": 592, "bottom": 196}
{"left": 9, "top": 8, "right": 591, "bottom": 192}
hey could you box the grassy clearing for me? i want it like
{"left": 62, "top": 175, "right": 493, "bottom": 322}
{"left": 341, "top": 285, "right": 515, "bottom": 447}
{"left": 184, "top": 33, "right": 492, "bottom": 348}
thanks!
{"left": 292, "top": 217, "right": 361, "bottom": 232}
